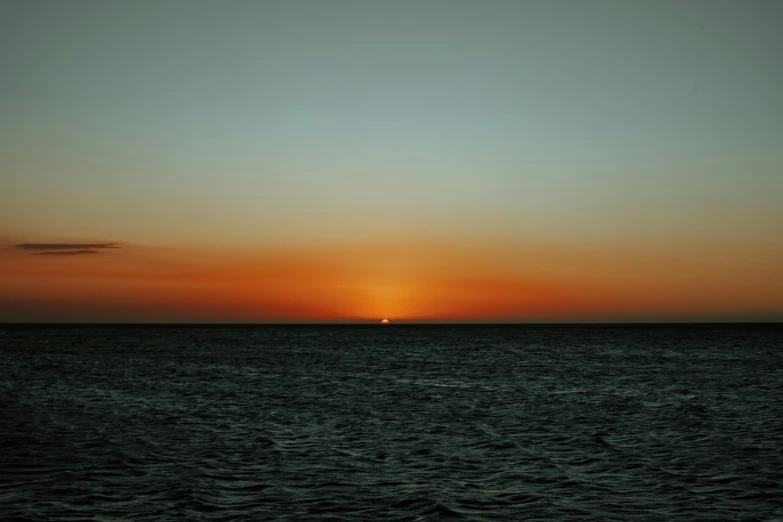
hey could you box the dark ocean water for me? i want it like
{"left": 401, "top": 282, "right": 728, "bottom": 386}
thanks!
{"left": 1, "top": 324, "right": 782, "bottom": 521}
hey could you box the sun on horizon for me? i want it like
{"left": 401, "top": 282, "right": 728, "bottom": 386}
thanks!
{"left": 380, "top": 319, "right": 390, "bottom": 325}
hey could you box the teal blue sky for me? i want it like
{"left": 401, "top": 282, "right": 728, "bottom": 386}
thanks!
{"left": 1, "top": 0, "right": 782, "bottom": 247}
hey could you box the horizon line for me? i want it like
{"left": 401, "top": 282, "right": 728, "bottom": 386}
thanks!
{"left": 1, "top": 320, "right": 781, "bottom": 327}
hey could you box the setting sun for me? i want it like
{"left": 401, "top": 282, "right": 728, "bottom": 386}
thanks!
{"left": 380, "top": 319, "right": 390, "bottom": 325}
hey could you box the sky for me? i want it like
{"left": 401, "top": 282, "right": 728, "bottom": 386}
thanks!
{"left": 1, "top": 0, "right": 781, "bottom": 323}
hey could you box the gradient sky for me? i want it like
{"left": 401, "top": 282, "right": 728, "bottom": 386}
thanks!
{"left": 1, "top": 0, "right": 782, "bottom": 322}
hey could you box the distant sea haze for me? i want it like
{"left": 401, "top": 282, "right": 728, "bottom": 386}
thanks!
{"left": 1, "top": 324, "right": 782, "bottom": 520}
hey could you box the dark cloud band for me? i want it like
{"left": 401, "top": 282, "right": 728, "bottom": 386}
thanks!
{"left": 15, "top": 243, "right": 118, "bottom": 251}
{"left": 13, "top": 242, "right": 120, "bottom": 257}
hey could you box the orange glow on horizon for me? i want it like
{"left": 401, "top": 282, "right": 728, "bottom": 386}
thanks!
{"left": 0, "top": 238, "right": 781, "bottom": 322}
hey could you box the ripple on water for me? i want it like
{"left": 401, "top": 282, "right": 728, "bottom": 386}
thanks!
{"left": 1, "top": 325, "right": 782, "bottom": 520}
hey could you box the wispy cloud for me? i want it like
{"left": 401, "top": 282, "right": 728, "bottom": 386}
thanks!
{"left": 14, "top": 242, "right": 120, "bottom": 257}
{"left": 15, "top": 243, "right": 119, "bottom": 251}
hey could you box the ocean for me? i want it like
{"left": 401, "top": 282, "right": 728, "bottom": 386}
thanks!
{"left": 1, "top": 324, "right": 782, "bottom": 521}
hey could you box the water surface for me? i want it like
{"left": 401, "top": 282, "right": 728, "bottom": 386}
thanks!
{"left": 1, "top": 324, "right": 782, "bottom": 520}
